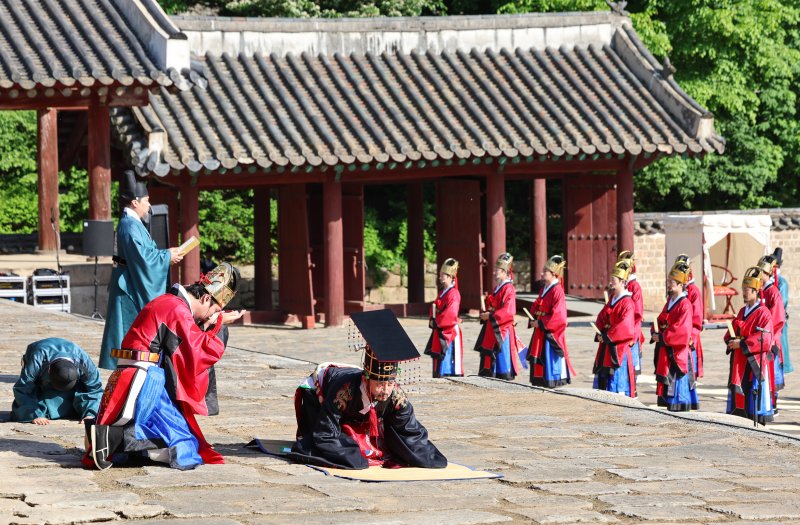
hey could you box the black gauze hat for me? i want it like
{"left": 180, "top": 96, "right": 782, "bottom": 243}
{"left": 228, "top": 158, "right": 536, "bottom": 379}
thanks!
{"left": 351, "top": 310, "right": 419, "bottom": 380}
{"left": 773, "top": 247, "right": 783, "bottom": 267}
{"left": 49, "top": 358, "right": 78, "bottom": 391}
{"left": 119, "top": 169, "right": 148, "bottom": 205}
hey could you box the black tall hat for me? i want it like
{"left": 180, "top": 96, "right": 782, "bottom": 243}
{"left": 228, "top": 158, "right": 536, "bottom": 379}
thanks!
{"left": 119, "top": 169, "right": 148, "bottom": 205}
{"left": 350, "top": 310, "right": 419, "bottom": 380}
{"left": 773, "top": 247, "right": 783, "bottom": 267}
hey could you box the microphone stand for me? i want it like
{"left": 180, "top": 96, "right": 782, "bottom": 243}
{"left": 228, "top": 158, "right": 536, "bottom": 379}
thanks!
{"left": 51, "top": 209, "right": 66, "bottom": 313}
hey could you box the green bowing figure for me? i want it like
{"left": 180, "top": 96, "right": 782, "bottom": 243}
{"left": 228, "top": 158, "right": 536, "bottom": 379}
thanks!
{"left": 98, "top": 170, "right": 183, "bottom": 369}
{"left": 11, "top": 338, "right": 103, "bottom": 424}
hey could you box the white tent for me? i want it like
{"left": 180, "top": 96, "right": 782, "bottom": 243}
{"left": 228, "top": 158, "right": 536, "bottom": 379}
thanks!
{"left": 663, "top": 214, "right": 772, "bottom": 318}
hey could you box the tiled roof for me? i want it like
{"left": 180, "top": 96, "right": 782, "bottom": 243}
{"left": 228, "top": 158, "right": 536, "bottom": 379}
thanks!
{"left": 0, "top": 0, "right": 201, "bottom": 98}
{"left": 634, "top": 209, "right": 800, "bottom": 235}
{"left": 114, "top": 11, "right": 725, "bottom": 176}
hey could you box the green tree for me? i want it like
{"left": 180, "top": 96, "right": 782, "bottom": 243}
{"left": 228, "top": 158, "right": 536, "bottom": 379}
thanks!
{"left": 223, "top": 0, "right": 445, "bottom": 17}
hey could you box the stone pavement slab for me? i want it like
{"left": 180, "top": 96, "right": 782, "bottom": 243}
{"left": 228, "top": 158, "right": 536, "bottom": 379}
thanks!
{"left": 2, "top": 300, "right": 800, "bottom": 524}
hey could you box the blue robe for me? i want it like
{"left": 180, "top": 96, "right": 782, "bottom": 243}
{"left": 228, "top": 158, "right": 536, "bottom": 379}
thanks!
{"left": 778, "top": 275, "right": 794, "bottom": 374}
{"left": 11, "top": 338, "right": 103, "bottom": 422}
{"left": 99, "top": 212, "right": 171, "bottom": 369}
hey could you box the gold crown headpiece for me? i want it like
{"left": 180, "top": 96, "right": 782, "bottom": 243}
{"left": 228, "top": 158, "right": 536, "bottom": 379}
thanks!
{"left": 544, "top": 255, "right": 566, "bottom": 277}
{"left": 742, "top": 267, "right": 763, "bottom": 291}
{"left": 668, "top": 261, "right": 691, "bottom": 285}
{"left": 617, "top": 250, "right": 634, "bottom": 263}
{"left": 495, "top": 253, "right": 513, "bottom": 272}
{"left": 611, "top": 260, "right": 632, "bottom": 281}
{"left": 756, "top": 255, "right": 777, "bottom": 276}
{"left": 440, "top": 258, "right": 459, "bottom": 278}
{"left": 199, "top": 263, "right": 239, "bottom": 308}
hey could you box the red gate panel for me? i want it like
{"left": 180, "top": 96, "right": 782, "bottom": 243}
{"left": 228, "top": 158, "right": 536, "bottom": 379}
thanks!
{"left": 563, "top": 173, "right": 617, "bottom": 299}
{"left": 437, "top": 179, "right": 483, "bottom": 311}
{"left": 342, "top": 183, "right": 365, "bottom": 306}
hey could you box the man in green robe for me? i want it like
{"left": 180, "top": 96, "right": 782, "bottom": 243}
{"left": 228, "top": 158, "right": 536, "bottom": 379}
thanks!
{"left": 98, "top": 171, "right": 182, "bottom": 369}
{"left": 11, "top": 338, "right": 103, "bottom": 424}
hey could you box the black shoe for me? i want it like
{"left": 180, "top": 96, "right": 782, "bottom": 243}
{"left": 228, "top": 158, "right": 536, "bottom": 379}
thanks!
{"left": 91, "top": 424, "right": 114, "bottom": 470}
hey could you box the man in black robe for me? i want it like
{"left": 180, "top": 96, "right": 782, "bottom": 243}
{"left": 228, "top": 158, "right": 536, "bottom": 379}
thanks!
{"left": 290, "top": 310, "right": 447, "bottom": 470}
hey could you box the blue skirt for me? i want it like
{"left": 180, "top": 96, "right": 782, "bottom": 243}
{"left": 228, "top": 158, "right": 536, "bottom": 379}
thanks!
{"left": 435, "top": 338, "right": 463, "bottom": 377}
{"left": 531, "top": 338, "right": 570, "bottom": 388}
{"left": 631, "top": 340, "right": 642, "bottom": 375}
{"left": 134, "top": 366, "right": 203, "bottom": 470}
{"left": 781, "top": 323, "right": 794, "bottom": 374}
{"left": 726, "top": 367, "right": 774, "bottom": 424}
{"left": 494, "top": 335, "right": 513, "bottom": 377}
{"left": 594, "top": 352, "right": 633, "bottom": 397}
{"left": 658, "top": 371, "right": 699, "bottom": 412}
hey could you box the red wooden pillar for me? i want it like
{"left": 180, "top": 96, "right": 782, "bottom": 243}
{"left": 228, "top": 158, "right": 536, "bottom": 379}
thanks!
{"left": 617, "top": 163, "right": 634, "bottom": 254}
{"left": 148, "top": 184, "right": 181, "bottom": 278}
{"left": 88, "top": 104, "right": 111, "bottom": 220}
{"left": 485, "top": 173, "right": 506, "bottom": 287}
{"left": 323, "top": 176, "right": 344, "bottom": 327}
{"left": 36, "top": 109, "right": 59, "bottom": 251}
{"left": 407, "top": 182, "right": 425, "bottom": 303}
{"left": 254, "top": 188, "right": 272, "bottom": 310}
{"left": 180, "top": 180, "right": 200, "bottom": 284}
{"left": 531, "top": 178, "right": 547, "bottom": 281}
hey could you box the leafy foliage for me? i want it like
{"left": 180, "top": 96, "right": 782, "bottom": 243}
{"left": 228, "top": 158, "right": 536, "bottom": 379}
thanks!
{"left": 223, "top": 0, "right": 445, "bottom": 17}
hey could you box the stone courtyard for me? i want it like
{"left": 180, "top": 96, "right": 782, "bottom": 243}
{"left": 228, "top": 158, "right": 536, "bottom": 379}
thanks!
{"left": 1, "top": 298, "right": 799, "bottom": 524}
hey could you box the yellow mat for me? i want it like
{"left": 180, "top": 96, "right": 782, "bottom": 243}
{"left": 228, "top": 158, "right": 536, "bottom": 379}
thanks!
{"left": 249, "top": 438, "right": 501, "bottom": 482}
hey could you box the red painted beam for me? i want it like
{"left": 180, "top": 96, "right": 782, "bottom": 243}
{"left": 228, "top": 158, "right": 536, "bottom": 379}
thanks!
{"left": 323, "top": 176, "right": 345, "bottom": 327}
{"left": 88, "top": 104, "right": 111, "bottom": 220}
{"left": 0, "top": 89, "right": 148, "bottom": 110}
{"left": 36, "top": 109, "right": 59, "bottom": 251}
{"left": 407, "top": 182, "right": 425, "bottom": 303}
{"left": 254, "top": 188, "right": 272, "bottom": 310}
{"left": 485, "top": 173, "right": 506, "bottom": 288}
{"left": 179, "top": 181, "right": 200, "bottom": 284}
{"left": 532, "top": 178, "right": 547, "bottom": 281}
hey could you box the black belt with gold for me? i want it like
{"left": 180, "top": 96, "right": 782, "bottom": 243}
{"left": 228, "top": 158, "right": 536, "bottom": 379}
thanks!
{"left": 111, "top": 348, "right": 160, "bottom": 363}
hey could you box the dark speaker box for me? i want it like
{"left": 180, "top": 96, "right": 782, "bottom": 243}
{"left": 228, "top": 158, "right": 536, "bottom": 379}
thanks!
{"left": 147, "top": 204, "right": 170, "bottom": 250}
{"left": 82, "top": 220, "right": 115, "bottom": 257}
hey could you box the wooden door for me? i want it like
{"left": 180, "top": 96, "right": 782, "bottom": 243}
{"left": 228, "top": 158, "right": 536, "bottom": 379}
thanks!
{"left": 278, "top": 184, "right": 315, "bottom": 316}
{"left": 343, "top": 183, "right": 365, "bottom": 306}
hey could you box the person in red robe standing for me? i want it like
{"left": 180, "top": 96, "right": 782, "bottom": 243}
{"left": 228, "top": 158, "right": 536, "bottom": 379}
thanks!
{"left": 651, "top": 261, "right": 699, "bottom": 411}
{"left": 618, "top": 251, "right": 644, "bottom": 376}
{"left": 756, "top": 254, "right": 785, "bottom": 411}
{"left": 83, "top": 263, "right": 244, "bottom": 470}
{"left": 425, "top": 258, "right": 463, "bottom": 377}
{"left": 724, "top": 266, "right": 775, "bottom": 425}
{"left": 593, "top": 260, "right": 637, "bottom": 398}
{"left": 474, "top": 253, "right": 523, "bottom": 380}
{"left": 674, "top": 254, "right": 704, "bottom": 379}
{"left": 526, "top": 255, "right": 575, "bottom": 387}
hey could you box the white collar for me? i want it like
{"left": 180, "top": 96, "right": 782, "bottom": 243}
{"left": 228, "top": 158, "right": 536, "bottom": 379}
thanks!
{"left": 494, "top": 279, "right": 512, "bottom": 294}
{"left": 173, "top": 283, "right": 194, "bottom": 316}
{"left": 668, "top": 291, "right": 687, "bottom": 309}
{"left": 611, "top": 290, "right": 631, "bottom": 305}
{"left": 628, "top": 273, "right": 637, "bottom": 282}
{"left": 123, "top": 207, "right": 143, "bottom": 224}
{"left": 439, "top": 284, "right": 454, "bottom": 299}
{"left": 688, "top": 278, "right": 695, "bottom": 285}
{"left": 744, "top": 302, "right": 759, "bottom": 317}
{"left": 359, "top": 377, "right": 375, "bottom": 415}
{"left": 543, "top": 279, "right": 559, "bottom": 295}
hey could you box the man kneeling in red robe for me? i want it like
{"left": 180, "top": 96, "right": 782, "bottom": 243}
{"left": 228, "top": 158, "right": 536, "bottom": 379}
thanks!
{"left": 84, "top": 263, "right": 244, "bottom": 470}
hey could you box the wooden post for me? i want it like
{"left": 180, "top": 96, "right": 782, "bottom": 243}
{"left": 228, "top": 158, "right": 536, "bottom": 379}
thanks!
{"left": 617, "top": 162, "right": 634, "bottom": 254}
{"left": 323, "top": 176, "right": 344, "bottom": 327}
{"left": 36, "top": 109, "right": 59, "bottom": 251}
{"left": 407, "top": 182, "right": 425, "bottom": 303}
{"left": 485, "top": 173, "right": 506, "bottom": 287}
{"left": 180, "top": 180, "right": 200, "bottom": 284}
{"left": 254, "top": 188, "right": 272, "bottom": 310}
{"left": 532, "top": 178, "right": 547, "bottom": 281}
{"left": 88, "top": 104, "right": 111, "bottom": 220}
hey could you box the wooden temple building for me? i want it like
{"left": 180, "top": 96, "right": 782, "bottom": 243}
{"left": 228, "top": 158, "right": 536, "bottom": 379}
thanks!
{"left": 1, "top": 1, "right": 724, "bottom": 327}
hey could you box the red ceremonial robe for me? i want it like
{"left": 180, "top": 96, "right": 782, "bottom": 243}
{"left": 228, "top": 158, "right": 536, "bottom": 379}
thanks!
{"left": 593, "top": 293, "right": 637, "bottom": 397}
{"left": 96, "top": 292, "right": 226, "bottom": 464}
{"left": 687, "top": 281, "right": 705, "bottom": 378}
{"left": 653, "top": 294, "right": 693, "bottom": 397}
{"left": 627, "top": 277, "right": 645, "bottom": 348}
{"left": 426, "top": 285, "right": 461, "bottom": 356}
{"left": 723, "top": 303, "right": 773, "bottom": 411}
{"left": 527, "top": 282, "right": 576, "bottom": 377}
{"left": 762, "top": 282, "right": 786, "bottom": 359}
{"left": 476, "top": 281, "right": 523, "bottom": 376}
